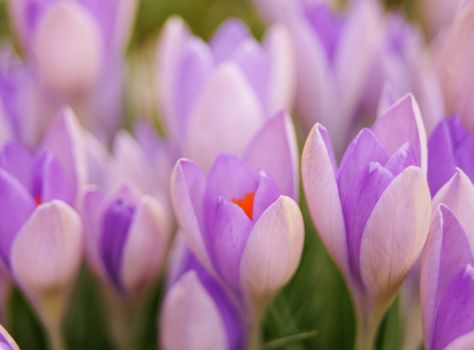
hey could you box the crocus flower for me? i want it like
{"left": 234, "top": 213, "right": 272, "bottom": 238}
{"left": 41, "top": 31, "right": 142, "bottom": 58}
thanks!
{"left": 170, "top": 113, "right": 303, "bottom": 347}
{"left": 428, "top": 117, "right": 474, "bottom": 196}
{"left": 302, "top": 94, "right": 431, "bottom": 349}
{"left": 435, "top": 0, "right": 474, "bottom": 132}
{"left": 288, "top": 0, "right": 383, "bottom": 155}
{"left": 81, "top": 181, "right": 171, "bottom": 299}
{"left": 421, "top": 169, "right": 474, "bottom": 350}
{"left": 81, "top": 126, "right": 172, "bottom": 348}
{"left": 7, "top": 0, "right": 138, "bottom": 140}
{"left": 360, "top": 14, "right": 444, "bottom": 135}
{"left": 156, "top": 16, "right": 295, "bottom": 169}
{"left": 0, "top": 324, "right": 20, "bottom": 350}
{"left": 0, "top": 109, "right": 85, "bottom": 350}
{"left": 161, "top": 238, "right": 244, "bottom": 350}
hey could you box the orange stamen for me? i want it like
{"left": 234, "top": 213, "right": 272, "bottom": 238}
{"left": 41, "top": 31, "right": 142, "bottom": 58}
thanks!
{"left": 231, "top": 192, "right": 255, "bottom": 220}
{"left": 34, "top": 195, "right": 42, "bottom": 206}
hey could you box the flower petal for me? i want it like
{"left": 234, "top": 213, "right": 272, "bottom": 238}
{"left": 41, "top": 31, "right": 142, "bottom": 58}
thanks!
{"left": 0, "top": 324, "right": 19, "bottom": 350}
{"left": 301, "top": 124, "right": 348, "bottom": 274}
{"left": 432, "top": 169, "right": 474, "bottom": 249}
{"left": 170, "top": 159, "right": 212, "bottom": 271}
{"left": 262, "top": 24, "right": 295, "bottom": 115}
{"left": 156, "top": 16, "right": 190, "bottom": 139}
{"left": 174, "top": 38, "right": 213, "bottom": 138}
{"left": 32, "top": 1, "right": 103, "bottom": 94}
{"left": 40, "top": 108, "right": 87, "bottom": 206}
{"left": 428, "top": 119, "right": 461, "bottom": 195}
{"left": 243, "top": 112, "right": 298, "bottom": 198}
{"left": 0, "top": 143, "right": 35, "bottom": 192}
{"left": 100, "top": 196, "right": 135, "bottom": 290}
{"left": 210, "top": 19, "right": 252, "bottom": 63}
{"left": 121, "top": 196, "right": 171, "bottom": 295}
{"left": 454, "top": 132, "right": 474, "bottom": 182}
{"left": 11, "top": 200, "right": 82, "bottom": 292}
{"left": 252, "top": 172, "right": 280, "bottom": 222}
{"left": 160, "top": 271, "right": 229, "bottom": 350}
{"left": 421, "top": 206, "right": 474, "bottom": 349}
{"left": 289, "top": 16, "right": 335, "bottom": 136}
{"left": 436, "top": 1, "right": 474, "bottom": 130}
{"left": 360, "top": 166, "right": 431, "bottom": 300}
{"left": 240, "top": 196, "right": 304, "bottom": 300}
{"left": 184, "top": 63, "right": 264, "bottom": 170}
{"left": 444, "top": 331, "right": 474, "bottom": 350}
{"left": 0, "top": 168, "right": 35, "bottom": 265}
{"left": 205, "top": 154, "right": 257, "bottom": 204}
{"left": 335, "top": 0, "right": 382, "bottom": 149}
{"left": 207, "top": 197, "right": 253, "bottom": 289}
{"left": 372, "top": 94, "right": 427, "bottom": 173}
{"left": 33, "top": 151, "right": 74, "bottom": 204}
{"left": 432, "top": 264, "right": 474, "bottom": 350}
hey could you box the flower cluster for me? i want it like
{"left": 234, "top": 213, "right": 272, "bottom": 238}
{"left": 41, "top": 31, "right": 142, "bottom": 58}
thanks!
{"left": 0, "top": 0, "right": 473, "bottom": 349}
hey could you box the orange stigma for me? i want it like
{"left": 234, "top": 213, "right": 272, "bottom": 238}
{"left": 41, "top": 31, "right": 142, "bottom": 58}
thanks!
{"left": 231, "top": 192, "right": 255, "bottom": 220}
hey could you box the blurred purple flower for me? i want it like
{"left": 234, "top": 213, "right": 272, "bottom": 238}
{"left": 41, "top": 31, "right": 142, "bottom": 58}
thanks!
{"left": 428, "top": 117, "right": 474, "bottom": 196}
{"left": 288, "top": 1, "right": 382, "bottom": 155}
{"left": 81, "top": 181, "right": 171, "bottom": 298}
{"left": 360, "top": 14, "right": 444, "bottom": 136}
{"left": 302, "top": 94, "right": 431, "bottom": 348}
{"left": 263, "top": 1, "right": 443, "bottom": 156}
{"left": 0, "top": 108, "right": 85, "bottom": 348}
{"left": 156, "top": 17, "right": 295, "bottom": 169}
{"left": 421, "top": 169, "right": 474, "bottom": 350}
{"left": 435, "top": 1, "right": 474, "bottom": 132}
{"left": 6, "top": 0, "right": 138, "bottom": 140}
{"left": 0, "top": 109, "right": 85, "bottom": 267}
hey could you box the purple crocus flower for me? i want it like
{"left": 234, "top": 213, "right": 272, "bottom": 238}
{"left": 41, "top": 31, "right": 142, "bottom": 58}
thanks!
{"left": 302, "top": 94, "right": 431, "bottom": 349}
{"left": 81, "top": 181, "right": 171, "bottom": 298}
{"left": 161, "top": 238, "right": 244, "bottom": 350}
{"left": 428, "top": 117, "right": 474, "bottom": 196}
{"left": 6, "top": 0, "right": 138, "bottom": 140}
{"left": 288, "top": 0, "right": 383, "bottom": 155}
{"left": 156, "top": 17, "right": 295, "bottom": 169}
{"left": 0, "top": 324, "right": 20, "bottom": 350}
{"left": 421, "top": 169, "right": 474, "bottom": 350}
{"left": 360, "top": 14, "right": 444, "bottom": 136}
{"left": 0, "top": 108, "right": 85, "bottom": 349}
{"left": 0, "top": 109, "right": 85, "bottom": 267}
{"left": 435, "top": 1, "right": 474, "bottom": 132}
{"left": 170, "top": 113, "right": 304, "bottom": 346}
